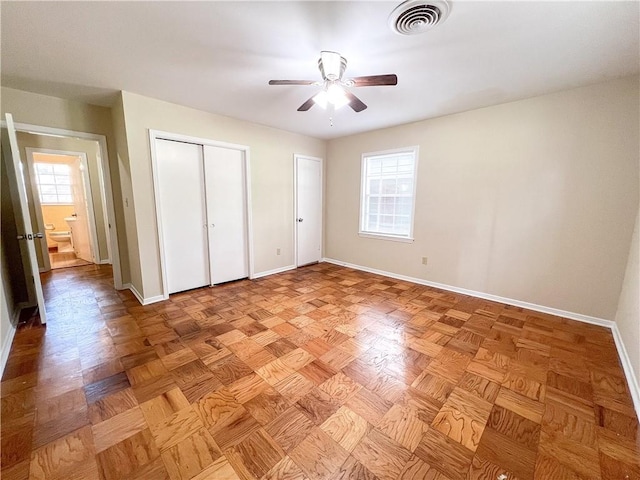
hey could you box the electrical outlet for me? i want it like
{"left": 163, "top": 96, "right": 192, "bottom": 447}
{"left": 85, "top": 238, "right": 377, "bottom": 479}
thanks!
{"left": 276, "top": 248, "right": 281, "bottom": 256}
{"left": 421, "top": 256, "right": 428, "bottom": 265}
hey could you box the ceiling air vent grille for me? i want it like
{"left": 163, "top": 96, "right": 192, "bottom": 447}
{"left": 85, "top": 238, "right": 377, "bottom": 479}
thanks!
{"left": 389, "top": 0, "right": 451, "bottom": 35}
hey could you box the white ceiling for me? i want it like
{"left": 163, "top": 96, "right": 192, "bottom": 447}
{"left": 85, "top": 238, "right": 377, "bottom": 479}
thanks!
{"left": 2, "top": 1, "right": 638, "bottom": 139}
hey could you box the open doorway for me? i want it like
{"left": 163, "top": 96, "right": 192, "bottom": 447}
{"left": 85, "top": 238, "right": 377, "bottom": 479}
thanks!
{"left": 14, "top": 128, "right": 119, "bottom": 281}
{"left": 28, "top": 151, "right": 99, "bottom": 269}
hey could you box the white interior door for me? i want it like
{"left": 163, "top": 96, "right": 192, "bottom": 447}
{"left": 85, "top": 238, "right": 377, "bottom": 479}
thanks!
{"left": 3, "top": 113, "right": 47, "bottom": 323}
{"left": 204, "top": 146, "right": 248, "bottom": 284}
{"left": 156, "top": 139, "right": 210, "bottom": 293}
{"left": 296, "top": 155, "right": 322, "bottom": 266}
{"left": 70, "top": 157, "right": 94, "bottom": 263}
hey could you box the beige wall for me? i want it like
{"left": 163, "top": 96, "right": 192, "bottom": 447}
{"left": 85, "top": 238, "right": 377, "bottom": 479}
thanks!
{"left": 326, "top": 76, "right": 639, "bottom": 320}
{"left": 17, "top": 136, "right": 111, "bottom": 264}
{"left": 118, "top": 91, "right": 326, "bottom": 299}
{"left": 615, "top": 207, "right": 639, "bottom": 392}
{"left": 111, "top": 93, "right": 141, "bottom": 291}
{"left": 1, "top": 87, "right": 130, "bottom": 285}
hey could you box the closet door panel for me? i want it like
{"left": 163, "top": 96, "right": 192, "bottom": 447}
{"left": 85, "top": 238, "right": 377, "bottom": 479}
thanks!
{"left": 204, "top": 146, "right": 248, "bottom": 284}
{"left": 156, "top": 139, "right": 210, "bottom": 293}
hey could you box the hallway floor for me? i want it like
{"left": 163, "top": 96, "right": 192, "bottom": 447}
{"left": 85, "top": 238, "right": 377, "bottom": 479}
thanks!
{"left": 1, "top": 263, "right": 638, "bottom": 480}
{"left": 48, "top": 251, "right": 92, "bottom": 270}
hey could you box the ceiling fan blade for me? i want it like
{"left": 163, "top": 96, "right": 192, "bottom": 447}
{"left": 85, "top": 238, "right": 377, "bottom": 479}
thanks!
{"left": 297, "top": 96, "right": 316, "bottom": 112}
{"left": 345, "top": 92, "right": 367, "bottom": 112}
{"left": 269, "top": 80, "right": 316, "bottom": 86}
{"left": 350, "top": 74, "right": 398, "bottom": 87}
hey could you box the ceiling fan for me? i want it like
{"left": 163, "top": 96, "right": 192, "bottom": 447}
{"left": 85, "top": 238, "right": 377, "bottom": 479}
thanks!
{"left": 268, "top": 51, "right": 398, "bottom": 113}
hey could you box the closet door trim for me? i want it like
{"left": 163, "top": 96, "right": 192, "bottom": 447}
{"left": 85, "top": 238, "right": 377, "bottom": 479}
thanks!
{"left": 149, "top": 129, "right": 254, "bottom": 300}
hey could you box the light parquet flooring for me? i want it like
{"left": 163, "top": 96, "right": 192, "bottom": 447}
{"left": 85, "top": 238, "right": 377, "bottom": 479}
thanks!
{"left": 1, "top": 263, "right": 639, "bottom": 480}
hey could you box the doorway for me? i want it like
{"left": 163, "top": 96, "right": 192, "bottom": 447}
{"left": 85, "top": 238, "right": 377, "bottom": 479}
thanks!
{"left": 2, "top": 117, "right": 123, "bottom": 290}
{"left": 295, "top": 154, "right": 323, "bottom": 266}
{"left": 26, "top": 150, "right": 100, "bottom": 270}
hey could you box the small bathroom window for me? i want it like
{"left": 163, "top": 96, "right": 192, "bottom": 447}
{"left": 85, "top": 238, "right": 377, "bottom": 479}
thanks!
{"left": 34, "top": 163, "right": 73, "bottom": 204}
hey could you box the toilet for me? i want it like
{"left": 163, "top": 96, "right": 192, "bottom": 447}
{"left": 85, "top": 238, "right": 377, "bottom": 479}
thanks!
{"left": 46, "top": 224, "right": 73, "bottom": 252}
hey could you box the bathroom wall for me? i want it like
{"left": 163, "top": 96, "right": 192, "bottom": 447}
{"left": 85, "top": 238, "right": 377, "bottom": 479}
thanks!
{"left": 42, "top": 205, "right": 75, "bottom": 248}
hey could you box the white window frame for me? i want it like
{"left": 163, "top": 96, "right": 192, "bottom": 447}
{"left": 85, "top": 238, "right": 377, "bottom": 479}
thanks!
{"left": 359, "top": 146, "right": 419, "bottom": 243}
{"left": 33, "top": 161, "right": 74, "bottom": 205}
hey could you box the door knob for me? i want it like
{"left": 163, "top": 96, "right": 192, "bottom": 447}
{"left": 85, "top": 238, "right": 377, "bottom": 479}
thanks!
{"left": 297, "top": 218, "right": 303, "bottom": 222}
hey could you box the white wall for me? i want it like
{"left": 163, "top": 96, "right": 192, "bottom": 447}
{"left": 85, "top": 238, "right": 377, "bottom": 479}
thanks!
{"left": 615, "top": 207, "right": 639, "bottom": 394}
{"left": 118, "top": 91, "right": 326, "bottom": 300}
{"left": 326, "top": 76, "right": 639, "bottom": 320}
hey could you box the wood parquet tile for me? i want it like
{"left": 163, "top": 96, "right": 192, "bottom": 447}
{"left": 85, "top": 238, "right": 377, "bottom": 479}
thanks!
{"left": 2, "top": 263, "right": 639, "bottom": 480}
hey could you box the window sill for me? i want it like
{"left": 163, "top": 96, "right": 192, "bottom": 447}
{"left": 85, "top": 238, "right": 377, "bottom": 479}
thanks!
{"left": 358, "top": 232, "right": 414, "bottom": 243}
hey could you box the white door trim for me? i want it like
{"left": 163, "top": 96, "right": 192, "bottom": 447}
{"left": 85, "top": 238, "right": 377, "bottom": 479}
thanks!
{"left": 148, "top": 129, "right": 254, "bottom": 301}
{"left": 293, "top": 154, "right": 324, "bottom": 267}
{"left": 24, "top": 148, "right": 101, "bottom": 269}
{"left": 0, "top": 121, "right": 123, "bottom": 289}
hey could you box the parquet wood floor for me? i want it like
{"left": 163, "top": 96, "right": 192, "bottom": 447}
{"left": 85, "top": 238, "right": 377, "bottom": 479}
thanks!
{"left": 1, "top": 263, "right": 638, "bottom": 480}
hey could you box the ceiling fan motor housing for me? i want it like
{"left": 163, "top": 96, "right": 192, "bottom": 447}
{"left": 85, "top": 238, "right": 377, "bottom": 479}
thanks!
{"left": 318, "top": 51, "right": 347, "bottom": 81}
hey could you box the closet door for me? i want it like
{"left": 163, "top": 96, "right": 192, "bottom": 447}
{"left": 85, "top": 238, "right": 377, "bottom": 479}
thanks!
{"left": 156, "top": 139, "right": 210, "bottom": 293}
{"left": 203, "top": 146, "right": 248, "bottom": 284}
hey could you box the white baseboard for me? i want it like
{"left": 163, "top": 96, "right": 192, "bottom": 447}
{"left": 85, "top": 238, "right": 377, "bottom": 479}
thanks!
{"left": 127, "top": 283, "right": 166, "bottom": 306}
{"left": 251, "top": 264, "right": 297, "bottom": 280}
{"left": 322, "top": 258, "right": 612, "bottom": 326}
{"left": 98, "top": 259, "right": 111, "bottom": 265}
{"left": 321, "top": 257, "right": 639, "bottom": 419}
{"left": 611, "top": 324, "right": 640, "bottom": 418}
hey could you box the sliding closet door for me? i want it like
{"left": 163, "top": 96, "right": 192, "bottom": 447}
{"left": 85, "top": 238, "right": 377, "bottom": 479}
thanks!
{"left": 203, "top": 146, "right": 248, "bottom": 284}
{"left": 156, "top": 139, "right": 210, "bottom": 293}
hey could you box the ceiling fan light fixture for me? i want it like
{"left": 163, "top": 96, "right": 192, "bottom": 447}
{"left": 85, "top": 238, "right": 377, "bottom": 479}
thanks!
{"left": 313, "top": 84, "right": 350, "bottom": 110}
{"left": 327, "top": 84, "right": 349, "bottom": 108}
{"left": 312, "top": 90, "right": 329, "bottom": 109}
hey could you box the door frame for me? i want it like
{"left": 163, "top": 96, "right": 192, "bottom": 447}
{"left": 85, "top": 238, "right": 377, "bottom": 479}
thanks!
{"left": 149, "top": 129, "right": 254, "bottom": 301}
{"left": 0, "top": 120, "right": 124, "bottom": 289}
{"left": 24, "top": 148, "right": 101, "bottom": 271}
{"left": 293, "top": 154, "right": 324, "bottom": 267}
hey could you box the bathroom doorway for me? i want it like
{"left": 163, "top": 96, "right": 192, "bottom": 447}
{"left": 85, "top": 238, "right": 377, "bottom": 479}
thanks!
{"left": 26, "top": 150, "right": 99, "bottom": 270}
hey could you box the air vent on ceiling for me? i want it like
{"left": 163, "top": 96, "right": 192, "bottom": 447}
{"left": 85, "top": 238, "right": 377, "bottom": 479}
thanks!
{"left": 389, "top": 0, "right": 451, "bottom": 35}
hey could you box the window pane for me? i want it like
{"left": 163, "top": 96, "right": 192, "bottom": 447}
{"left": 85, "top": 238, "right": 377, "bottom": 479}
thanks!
{"left": 53, "top": 164, "right": 71, "bottom": 174}
{"left": 35, "top": 163, "right": 53, "bottom": 174}
{"left": 368, "top": 178, "right": 380, "bottom": 194}
{"left": 368, "top": 197, "right": 379, "bottom": 214}
{"left": 39, "top": 174, "right": 55, "bottom": 184}
{"left": 40, "top": 185, "right": 56, "bottom": 195}
{"left": 56, "top": 175, "right": 71, "bottom": 185}
{"left": 42, "top": 194, "right": 58, "bottom": 203}
{"left": 381, "top": 197, "right": 394, "bottom": 214}
{"left": 57, "top": 185, "right": 71, "bottom": 195}
{"left": 58, "top": 195, "right": 73, "bottom": 204}
{"left": 381, "top": 178, "right": 397, "bottom": 194}
{"left": 368, "top": 158, "right": 382, "bottom": 174}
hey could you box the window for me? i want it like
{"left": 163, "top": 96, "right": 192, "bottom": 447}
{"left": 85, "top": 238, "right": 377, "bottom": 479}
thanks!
{"left": 359, "top": 147, "right": 418, "bottom": 241}
{"left": 34, "top": 163, "right": 73, "bottom": 204}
